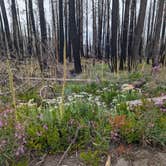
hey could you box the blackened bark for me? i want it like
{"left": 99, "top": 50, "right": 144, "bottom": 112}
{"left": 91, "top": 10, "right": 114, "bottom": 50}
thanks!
{"left": 69, "top": 0, "right": 82, "bottom": 73}
{"left": 11, "top": 0, "right": 23, "bottom": 57}
{"left": 111, "top": 0, "right": 119, "bottom": 72}
{"left": 130, "top": 0, "right": 147, "bottom": 67}
{"left": 97, "top": 0, "right": 104, "bottom": 59}
{"left": 29, "top": 0, "right": 43, "bottom": 71}
{"left": 120, "top": 0, "right": 131, "bottom": 70}
{"left": 153, "top": 0, "right": 165, "bottom": 65}
{"left": 105, "top": 0, "right": 110, "bottom": 60}
{"left": 0, "top": 0, "right": 12, "bottom": 54}
{"left": 38, "top": 0, "right": 47, "bottom": 54}
{"left": 59, "top": 0, "right": 64, "bottom": 63}
{"left": 128, "top": 0, "right": 136, "bottom": 71}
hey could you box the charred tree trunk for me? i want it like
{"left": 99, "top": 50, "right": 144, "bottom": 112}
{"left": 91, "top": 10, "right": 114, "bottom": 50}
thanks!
{"left": 120, "top": 0, "right": 131, "bottom": 70}
{"left": 130, "top": 0, "right": 147, "bottom": 68}
{"left": 105, "top": 0, "right": 110, "bottom": 60}
{"left": 152, "top": 0, "right": 165, "bottom": 65}
{"left": 128, "top": 0, "right": 136, "bottom": 71}
{"left": 111, "top": 0, "right": 119, "bottom": 72}
{"left": 59, "top": 0, "right": 64, "bottom": 63}
{"left": 38, "top": 0, "right": 47, "bottom": 69}
{"left": 69, "top": 0, "right": 82, "bottom": 74}
{"left": 0, "top": 0, "right": 13, "bottom": 55}
{"left": 92, "top": 0, "right": 97, "bottom": 57}
{"left": 29, "top": 0, "right": 42, "bottom": 70}
{"left": 11, "top": 0, "right": 23, "bottom": 58}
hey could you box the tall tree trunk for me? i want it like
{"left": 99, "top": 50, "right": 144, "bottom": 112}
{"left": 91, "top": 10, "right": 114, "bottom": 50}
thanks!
{"left": 120, "top": 0, "right": 131, "bottom": 70}
{"left": 59, "top": 0, "right": 64, "bottom": 63}
{"left": 11, "top": 0, "right": 23, "bottom": 58}
{"left": 0, "top": 0, "right": 13, "bottom": 55}
{"left": 152, "top": 0, "right": 165, "bottom": 65}
{"left": 160, "top": 4, "right": 166, "bottom": 65}
{"left": 105, "top": 0, "right": 110, "bottom": 60}
{"left": 111, "top": 0, "right": 119, "bottom": 72}
{"left": 128, "top": 0, "right": 136, "bottom": 71}
{"left": 29, "top": 0, "right": 42, "bottom": 71}
{"left": 69, "top": 0, "right": 82, "bottom": 73}
{"left": 86, "top": 0, "right": 89, "bottom": 58}
{"left": 97, "top": 0, "right": 104, "bottom": 59}
{"left": 92, "top": 0, "right": 97, "bottom": 57}
{"left": 130, "top": 0, "right": 147, "bottom": 68}
{"left": 38, "top": 0, "right": 47, "bottom": 69}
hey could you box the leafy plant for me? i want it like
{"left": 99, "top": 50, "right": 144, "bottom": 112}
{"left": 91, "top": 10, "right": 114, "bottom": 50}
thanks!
{"left": 80, "top": 150, "right": 100, "bottom": 166}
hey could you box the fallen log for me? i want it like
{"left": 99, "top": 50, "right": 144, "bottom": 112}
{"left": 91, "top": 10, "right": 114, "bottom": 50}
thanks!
{"left": 127, "top": 95, "right": 166, "bottom": 107}
{"left": 18, "top": 77, "right": 96, "bottom": 83}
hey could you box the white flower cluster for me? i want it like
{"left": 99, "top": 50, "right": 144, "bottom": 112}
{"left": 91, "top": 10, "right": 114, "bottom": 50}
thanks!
{"left": 43, "top": 90, "right": 108, "bottom": 110}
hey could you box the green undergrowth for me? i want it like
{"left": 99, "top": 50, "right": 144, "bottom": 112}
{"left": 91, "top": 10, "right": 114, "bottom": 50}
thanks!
{"left": 0, "top": 68, "right": 166, "bottom": 165}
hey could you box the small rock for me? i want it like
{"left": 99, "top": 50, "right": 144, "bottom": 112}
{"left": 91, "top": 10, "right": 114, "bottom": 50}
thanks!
{"left": 115, "top": 158, "right": 129, "bottom": 166}
{"left": 133, "top": 159, "right": 149, "bottom": 166}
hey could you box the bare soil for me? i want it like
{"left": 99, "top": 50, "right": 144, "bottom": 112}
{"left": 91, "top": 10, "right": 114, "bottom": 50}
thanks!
{"left": 31, "top": 147, "right": 166, "bottom": 166}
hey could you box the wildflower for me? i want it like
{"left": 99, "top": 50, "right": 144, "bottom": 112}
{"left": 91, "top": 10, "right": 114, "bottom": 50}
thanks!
{"left": 36, "top": 131, "right": 42, "bottom": 137}
{"left": 67, "top": 96, "right": 73, "bottom": 101}
{"left": 111, "top": 131, "right": 119, "bottom": 141}
{"left": 155, "top": 100, "right": 163, "bottom": 106}
{"left": 37, "top": 114, "right": 43, "bottom": 120}
{"left": 43, "top": 124, "right": 48, "bottom": 130}
{"left": 0, "top": 140, "right": 6, "bottom": 149}
{"left": 0, "top": 120, "right": 3, "bottom": 128}
{"left": 80, "top": 92, "right": 88, "bottom": 95}
{"left": 15, "top": 145, "right": 25, "bottom": 156}
{"left": 161, "top": 108, "right": 166, "bottom": 113}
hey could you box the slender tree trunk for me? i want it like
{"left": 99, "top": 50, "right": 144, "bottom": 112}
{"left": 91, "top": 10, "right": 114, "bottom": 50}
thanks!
{"left": 120, "top": 0, "right": 131, "bottom": 70}
{"left": 69, "top": 0, "right": 82, "bottom": 73}
{"left": 86, "top": 0, "right": 89, "bottom": 58}
{"left": 0, "top": 0, "right": 13, "bottom": 55}
{"left": 111, "top": 0, "right": 119, "bottom": 72}
{"left": 152, "top": 0, "right": 165, "bottom": 65}
{"left": 130, "top": 0, "right": 147, "bottom": 68}
{"left": 92, "top": 0, "right": 97, "bottom": 57}
{"left": 59, "top": 0, "right": 64, "bottom": 63}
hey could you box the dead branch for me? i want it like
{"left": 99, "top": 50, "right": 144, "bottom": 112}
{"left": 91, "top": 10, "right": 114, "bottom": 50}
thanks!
{"left": 57, "top": 127, "right": 80, "bottom": 166}
{"left": 35, "top": 154, "right": 47, "bottom": 166}
{"left": 17, "top": 77, "right": 96, "bottom": 83}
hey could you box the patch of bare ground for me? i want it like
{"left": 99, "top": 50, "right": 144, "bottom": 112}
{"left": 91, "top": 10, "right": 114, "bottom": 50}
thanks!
{"left": 31, "top": 147, "right": 166, "bottom": 166}
{"left": 115, "top": 147, "right": 166, "bottom": 166}
{"left": 30, "top": 153, "right": 85, "bottom": 166}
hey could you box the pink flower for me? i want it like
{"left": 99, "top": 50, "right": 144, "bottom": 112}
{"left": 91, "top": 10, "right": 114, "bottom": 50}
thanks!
{"left": 15, "top": 145, "right": 25, "bottom": 156}
{"left": 161, "top": 108, "right": 166, "bottom": 113}
{"left": 0, "top": 120, "right": 3, "bottom": 128}
{"left": 43, "top": 124, "right": 48, "bottom": 130}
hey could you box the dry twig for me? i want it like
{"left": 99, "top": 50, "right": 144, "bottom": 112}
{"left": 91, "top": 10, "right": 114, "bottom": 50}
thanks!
{"left": 57, "top": 127, "right": 80, "bottom": 166}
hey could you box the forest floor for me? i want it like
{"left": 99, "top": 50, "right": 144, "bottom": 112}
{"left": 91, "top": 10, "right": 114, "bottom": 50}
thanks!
{"left": 0, "top": 59, "right": 166, "bottom": 166}
{"left": 31, "top": 147, "right": 166, "bottom": 166}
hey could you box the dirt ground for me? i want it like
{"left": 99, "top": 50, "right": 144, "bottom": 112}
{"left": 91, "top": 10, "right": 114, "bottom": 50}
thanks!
{"left": 31, "top": 147, "right": 166, "bottom": 166}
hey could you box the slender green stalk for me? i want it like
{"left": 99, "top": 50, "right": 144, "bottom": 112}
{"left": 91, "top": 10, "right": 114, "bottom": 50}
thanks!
{"left": 6, "top": 59, "right": 16, "bottom": 109}
{"left": 59, "top": 42, "right": 67, "bottom": 121}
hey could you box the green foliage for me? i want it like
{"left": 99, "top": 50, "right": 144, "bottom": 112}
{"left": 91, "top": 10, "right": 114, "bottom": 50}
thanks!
{"left": 80, "top": 150, "right": 100, "bottom": 166}
{"left": 0, "top": 109, "right": 22, "bottom": 165}
{"left": 1, "top": 78, "right": 166, "bottom": 164}
{"left": 16, "top": 99, "right": 111, "bottom": 154}
{"left": 128, "top": 72, "right": 143, "bottom": 81}
{"left": 12, "top": 159, "right": 28, "bottom": 166}
{"left": 17, "top": 89, "right": 41, "bottom": 103}
{"left": 101, "top": 90, "right": 118, "bottom": 105}
{"left": 112, "top": 101, "right": 166, "bottom": 145}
